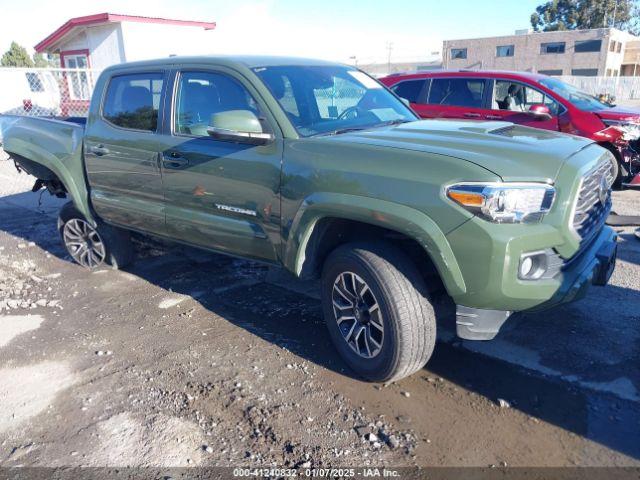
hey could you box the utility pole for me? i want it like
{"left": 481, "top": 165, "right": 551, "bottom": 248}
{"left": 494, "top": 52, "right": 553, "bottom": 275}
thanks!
{"left": 386, "top": 42, "right": 394, "bottom": 74}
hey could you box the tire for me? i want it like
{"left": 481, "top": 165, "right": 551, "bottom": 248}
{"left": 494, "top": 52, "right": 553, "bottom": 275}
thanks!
{"left": 321, "top": 242, "right": 436, "bottom": 383}
{"left": 57, "top": 202, "right": 134, "bottom": 269}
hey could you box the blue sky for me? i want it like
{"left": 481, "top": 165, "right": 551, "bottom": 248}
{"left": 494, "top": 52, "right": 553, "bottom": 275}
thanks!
{"left": 0, "top": 0, "right": 542, "bottom": 63}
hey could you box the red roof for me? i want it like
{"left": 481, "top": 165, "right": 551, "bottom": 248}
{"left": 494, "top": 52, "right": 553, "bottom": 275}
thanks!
{"left": 35, "top": 13, "right": 216, "bottom": 52}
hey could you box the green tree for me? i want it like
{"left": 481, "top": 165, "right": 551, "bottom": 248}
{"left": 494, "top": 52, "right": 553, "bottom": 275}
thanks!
{"left": 0, "top": 41, "right": 34, "bottom": 67}
{"left": 33, "top": 52, "right": 59, "bottom": 68}
{"left": 531, "top": 0, "right": 638, "bottom": 33}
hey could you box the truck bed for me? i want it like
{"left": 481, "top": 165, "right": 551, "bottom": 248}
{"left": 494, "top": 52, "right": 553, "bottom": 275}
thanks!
{"left": 0, "top": 114, "right": 92, "bottom": 221}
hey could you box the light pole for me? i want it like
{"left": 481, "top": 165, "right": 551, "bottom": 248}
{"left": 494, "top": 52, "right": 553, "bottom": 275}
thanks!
{"left": 386, "top": 42, "right": 394, "bottom": 74}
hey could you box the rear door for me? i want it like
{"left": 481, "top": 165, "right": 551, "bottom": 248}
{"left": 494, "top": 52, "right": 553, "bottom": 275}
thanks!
{"left": 84, "top": 70, "right": 168, "bottom": 236}
{"left": 413, "top": 77, "right": 490, "bottom": 120}
{"left": 156, "top": 67, "right": 283, "bottom": 263}
{"left": 484, "top": 78, "right": 561, "bottom": 130}
{"left": 388, "top": 78, "right": 429, "bottom": 115}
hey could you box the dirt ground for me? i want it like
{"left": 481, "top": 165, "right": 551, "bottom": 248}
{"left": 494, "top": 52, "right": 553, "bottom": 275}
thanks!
{"left": 0, "top": 161, "right": 639, "bottom": 470}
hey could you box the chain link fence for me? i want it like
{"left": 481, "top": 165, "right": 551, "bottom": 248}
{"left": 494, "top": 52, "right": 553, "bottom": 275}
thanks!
{"left": 0, "top": 67, "right": 100, "bottom": 118}
{"left": 2, "top": 66, "right": 640, "bottom": 119}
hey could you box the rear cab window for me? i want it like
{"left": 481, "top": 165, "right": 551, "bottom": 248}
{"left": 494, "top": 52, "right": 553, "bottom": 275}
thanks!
{"left": 102, "top": 73, "right": 164, "bottom": 131}
{"left": 427, "top": 78, "right": 487, "bottom": 108}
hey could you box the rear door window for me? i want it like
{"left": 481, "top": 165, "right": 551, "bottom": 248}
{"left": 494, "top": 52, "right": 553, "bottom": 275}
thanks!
{"left": 391, "top": 79, "right": 427, "bottom": 104}
{"left": 102, "top": 73, "right": 164, "bottom": 131}
{"left": 427, "top": 78, "right": 487, "bottom": 108}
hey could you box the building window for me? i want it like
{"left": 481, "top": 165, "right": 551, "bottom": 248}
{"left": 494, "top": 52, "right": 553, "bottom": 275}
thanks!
{"left": 610, "top": 40, "right": 617, "bottom": 52}
{"left": 496, "top": 45, "right": 514, "bottom": 57}
{"left": 102, "top": 73, "right": 164, "bottom": 131}
{"left": 617, "top": 42, "right": 622, "bottom": 53}
{"left": 538, "top": 69, "right": 563, "bottom": 76}
{"left": 606, "top": 68, "right": 613, "bottom": 76}
{"left": 540, "top": 42, "right": 566, "bottom": 54}
{"left": 571, "top": 68, "right": 599, "bottom": 76}
{"left": 450, "top": 48, "right": 467, "bottom": 60}
{"left": 575, "top": 39, "right": 602, "bottom": 53}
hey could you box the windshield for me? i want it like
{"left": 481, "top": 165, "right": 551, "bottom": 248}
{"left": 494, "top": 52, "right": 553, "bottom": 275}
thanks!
{"left": 539, "top": 77, "right": 611, "bottom": 112}
{"left": 253, "top": 65, "right": 417, "bottom": 136}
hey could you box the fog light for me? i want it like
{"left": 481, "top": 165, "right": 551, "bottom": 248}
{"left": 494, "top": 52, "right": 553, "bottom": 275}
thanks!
{"left": 518, "top": 251, "right": 549, "bottom": 280}
{"left": 519, "top": 256, "right": 534, "bottom": 278}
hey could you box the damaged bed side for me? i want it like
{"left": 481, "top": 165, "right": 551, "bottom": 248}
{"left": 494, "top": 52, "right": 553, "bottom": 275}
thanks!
{"left": 0, "top": 115, "right": 94, "bottom": 224}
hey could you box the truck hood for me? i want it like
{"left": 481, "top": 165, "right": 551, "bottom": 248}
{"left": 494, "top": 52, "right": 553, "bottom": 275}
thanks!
{"left": 329, "top": 119, "right": 594, "bottom": 183}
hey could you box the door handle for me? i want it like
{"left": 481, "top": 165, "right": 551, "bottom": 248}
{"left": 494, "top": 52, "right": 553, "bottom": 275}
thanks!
{"left": 485, "top": 114, "right": 502, "bottom": 120}
{"left": 463, "top": 112, "right": 481, "bottom": 118}
{"left": 162, "top": 153, "right": 189, "bottom": 169}
{"left": 90, "top": 144, "right": 110, "bottom": 156}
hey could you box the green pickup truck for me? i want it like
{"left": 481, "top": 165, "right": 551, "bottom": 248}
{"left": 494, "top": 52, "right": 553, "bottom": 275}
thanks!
{"left": 0, "top": 56, "right": 618, "bottom": 382}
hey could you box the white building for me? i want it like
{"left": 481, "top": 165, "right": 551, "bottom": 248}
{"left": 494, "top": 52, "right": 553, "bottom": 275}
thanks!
{"left": 32, "top": 13, "right": 216, "bottom": 115}
{"left": 35, "top": 12, "right": 217, "bottom": 71}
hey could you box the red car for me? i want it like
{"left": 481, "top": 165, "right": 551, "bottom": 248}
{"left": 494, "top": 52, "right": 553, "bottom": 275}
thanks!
{"left": 380, "top": 70, "right": 640, "bottom": 187}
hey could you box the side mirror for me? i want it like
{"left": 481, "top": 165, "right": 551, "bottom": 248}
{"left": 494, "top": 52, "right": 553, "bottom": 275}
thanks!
{"left": 207, "top": 110, "right": 274, "bottom": 145}
{"left": 527, "top": 104, "right": 552, "bottom": 121}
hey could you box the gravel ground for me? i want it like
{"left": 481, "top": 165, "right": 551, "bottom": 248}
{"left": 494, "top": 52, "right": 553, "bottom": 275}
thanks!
{"left": 0, "top": 157, "right": 639, "bottom": 469}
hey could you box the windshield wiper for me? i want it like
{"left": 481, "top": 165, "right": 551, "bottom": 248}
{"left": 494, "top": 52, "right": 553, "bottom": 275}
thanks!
{"left": 377, "top": 119, "right": 412, "bottom": 127}
{"left": 316, "top": 126, "right": 370, "bottom": 137}
{"left": 317, "top": 119, "right": 412, "bottom": 137}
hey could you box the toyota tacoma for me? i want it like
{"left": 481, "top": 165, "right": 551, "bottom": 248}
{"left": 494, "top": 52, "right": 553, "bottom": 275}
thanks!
{"left": 0, "top": 56, "right": 618, "bottom": 382}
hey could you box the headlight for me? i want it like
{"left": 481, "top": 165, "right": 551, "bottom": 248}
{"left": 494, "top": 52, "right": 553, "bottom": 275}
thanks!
{"left": 446, "top": 183, "right": 555, "bottom": 223}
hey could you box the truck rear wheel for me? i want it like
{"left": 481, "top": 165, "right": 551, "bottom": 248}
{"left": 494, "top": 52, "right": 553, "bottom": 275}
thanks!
{"left": 58, "top": 202, "right": 134, "bottom": 270}
{"left": 321, "top": 242, "right": 436, "bottom": 382}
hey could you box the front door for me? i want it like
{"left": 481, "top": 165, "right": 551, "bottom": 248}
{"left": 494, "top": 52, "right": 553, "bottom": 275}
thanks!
{"left": 157, "top": 69, "right": 282, "bottom": 262}
{"left": 84, "top": 71, "right": 167, "bottom": 236}
{"left": 484, "top": 79, "right": 560, "bottom": 131}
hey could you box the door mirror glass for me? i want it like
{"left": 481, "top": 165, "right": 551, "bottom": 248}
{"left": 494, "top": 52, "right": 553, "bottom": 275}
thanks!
{"left": 207, "top": 110, "right": 274, "bottom": 145}
{"left": 527, "top": 104, "right": 552, "bottom": 121}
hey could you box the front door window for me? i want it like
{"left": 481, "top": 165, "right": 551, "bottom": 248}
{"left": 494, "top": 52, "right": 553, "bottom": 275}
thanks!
{"left": 493, "top": 80, "right": 560, "bottom": 115}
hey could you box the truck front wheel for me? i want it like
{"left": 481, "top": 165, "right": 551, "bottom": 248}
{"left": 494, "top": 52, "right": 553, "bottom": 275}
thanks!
{"left": 58, "top": 202, "right": 134, "bottom": 270}
{"left": 321, "top": 242, "right": 436, "bottom": 382}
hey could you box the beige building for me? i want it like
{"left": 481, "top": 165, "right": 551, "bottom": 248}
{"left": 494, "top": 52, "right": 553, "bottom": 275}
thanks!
{"left": 443, "top": 28, "right": 640, "bottom": 77}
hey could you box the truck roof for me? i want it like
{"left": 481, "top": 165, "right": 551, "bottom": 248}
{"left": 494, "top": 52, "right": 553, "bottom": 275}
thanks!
{"left": 103, "top": 55, "right": 343, "bottom": 73}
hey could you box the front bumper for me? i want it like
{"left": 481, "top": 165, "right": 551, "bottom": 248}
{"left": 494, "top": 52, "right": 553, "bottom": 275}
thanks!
{"left": 448, "top": 221, "right": 617, "bottom": 340}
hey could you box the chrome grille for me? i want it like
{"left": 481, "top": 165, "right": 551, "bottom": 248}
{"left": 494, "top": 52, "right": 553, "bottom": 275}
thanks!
{"left": 572, "top": 155, "right": 615, "bottom": 245}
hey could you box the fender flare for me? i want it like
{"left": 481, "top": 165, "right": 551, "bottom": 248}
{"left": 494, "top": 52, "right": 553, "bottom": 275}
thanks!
{"left": 283, "top": 192, "right": 467, "bottom": 297}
